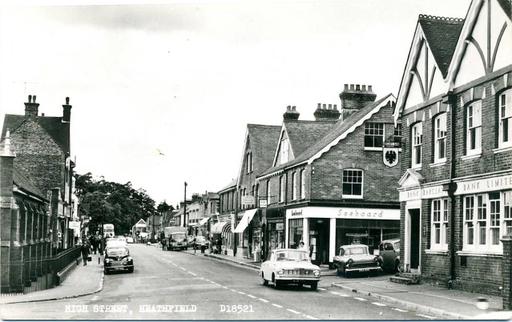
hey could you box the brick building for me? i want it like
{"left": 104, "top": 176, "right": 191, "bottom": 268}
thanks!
{"left": 215, "top": 179, "right": 237, "bottom": 255}
{"left": 232, "top": 123, "right": 281, "bottom": 260}
{"left": 257, "top": 86, "right": 401, "bottom": 265}
{"left": 394, "top": 0, "right": 511, "bottom": 294}
{"left": 1, "top": 95, "right": 76, "bottom": 252}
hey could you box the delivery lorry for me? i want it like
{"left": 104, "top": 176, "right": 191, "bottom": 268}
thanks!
{"left": 164, "top": 226, "right": 188, "bottom": 251}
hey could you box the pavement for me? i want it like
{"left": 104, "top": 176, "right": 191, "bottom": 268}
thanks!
{"left": 0, "top": 252, "right": 104, "bottom": 305}
{"left": 181, "top": 246, "right": 506, "bottom": 320}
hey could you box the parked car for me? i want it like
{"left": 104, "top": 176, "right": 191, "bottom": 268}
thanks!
{"left": 378, "top": 239, "right": 400, "bottom": 273}
{"left": 333, "top": 244, "right": 382, "bottom": 277}
{"left": 104, "top": 245, "right": 134, "bottom": 274}
{"left": 260, "top": 249, "right": 321, "bottom": 290}
{"left": 126, "top": 237, "right": 134, "bottom": 243}
{"left": 193, "top": 236, "right": 209, "bottom": 249}
{"left": 106, "top": 239, "right": 127, "bottom": 249}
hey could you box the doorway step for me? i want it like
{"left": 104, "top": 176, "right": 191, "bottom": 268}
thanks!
{"left": 390, "top": 272, "right": 421, "bottom": 285}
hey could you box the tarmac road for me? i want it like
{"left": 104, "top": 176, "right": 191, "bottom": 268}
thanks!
{"left": 0, "top": 244, "right": 432, "bottom": 320}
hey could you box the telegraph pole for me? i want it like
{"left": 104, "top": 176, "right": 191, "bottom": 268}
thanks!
{"left": 183, "top": 182, "right": 187, "bottom": 228}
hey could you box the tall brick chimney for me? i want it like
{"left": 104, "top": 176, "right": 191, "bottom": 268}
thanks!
{"left": 62, "top": 97, "right": 72, "bottom": 123}
{"left": 339, "top": 84, "right": 377, "bottom": 121}
{"left": 283, "top": 105, "right": 300, "bottom": 121}
{"left": 314, "top": 103, "right": 340, "bottom": 121}
{"left": 24, "top": 95, "right": 39, "bottom": 119}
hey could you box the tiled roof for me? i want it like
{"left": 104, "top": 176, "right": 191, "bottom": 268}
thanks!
{"left": 247, "top": 124, "right": 281, "bottom": 176}
{"left": 218, "top": 178, "right": 237, "bottom": 193}
{"left": 284, "top": 120, "right": 336, "bottom": 158}
{"left": 13, "top": 167, "right": 47, "bottom": 200}
{"left": 418, "top": 14, "right": 464, "bottom": 78}
{"left": 1, "top": 114, "right": 69, "bottom": 154}
{"left": 259, "top": 95, "right": 393, "bottom": 177}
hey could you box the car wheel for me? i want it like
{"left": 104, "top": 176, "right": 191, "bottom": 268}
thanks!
{"left": 261, "top": 272, "right": 268, "bottom": 286}
{"left": 127, "top": 267, "right": 134, "bottom": 273}
{"left": 310, "top": 281, "right": 318, "bottom": 290}
{"left": 394, "top": 260, "right": 400, "bottom": 273}
{"left": 298, "top": 283, "right": 303, "bottom": 288}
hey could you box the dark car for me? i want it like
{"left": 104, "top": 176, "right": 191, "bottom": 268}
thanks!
{"left": 104, "top": 246, "right": 134, "bottom": 274}
{"left": 333, "top": 244, "right": 382, "bottom": 277}
{"left": 378, "top": 239, "right": 400, "bottom": 273}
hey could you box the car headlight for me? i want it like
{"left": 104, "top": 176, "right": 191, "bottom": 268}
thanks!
{"left": 105, "top": 258, "right": 112, "bottom": 263}
{"left": 313, "top": 270, "right": 320, "bottom": 277}
{"left": 277, "top": 269, "right": 284, "bottom": 276}
{"left": 345, "top": 259, "right": 353, "bottom": 268}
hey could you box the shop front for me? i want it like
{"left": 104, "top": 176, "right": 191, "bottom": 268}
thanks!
{"left": 233, "top": 209, "right": 258, "bottom": 260}
{"left": 210, "top": 219, "right": 233, "bottom": 256}
{"left": 285, "top": 206, "right": 400, "bottom": 265}
{"left": 263, "top": 207, "right": 285, "bottom": 261}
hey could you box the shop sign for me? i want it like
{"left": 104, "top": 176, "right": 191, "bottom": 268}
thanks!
{"left": 259, "top": 199, "right": 268, "bottom": 208}
{"left": 241, "top": 195, "right": 255, "bottom": 206}
{"left": 337, "top": 209, "right": 384, "bottom": 219}
{"left": 455, "top": 175, "right": 512, "bottom": 195}
{"left": 276, "top": 223, "right": 284, "bottom": 231}
{"left": 290, "top": 209, "right": 303, "bottom": 217}
{"left": 399, "top": 185, "right": 447, "bottom": 201}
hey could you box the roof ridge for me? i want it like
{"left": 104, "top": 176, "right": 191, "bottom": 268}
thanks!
{"left": 418, "top": 14, "right": 464, "bottom": 23}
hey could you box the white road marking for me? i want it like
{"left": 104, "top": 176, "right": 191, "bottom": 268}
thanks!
{"left": 188, "top": 272, "right": 197, "bottom": 276}
{"left": 230, "top": 289, "right": 237, "bottom": 292}
{"left": 258, "top": 298, "right": 269, "bottom": 303}
{"left": 318, "top": 287, "right": 326, "bottom": 291}
{"left": 329, "top": 291, "right": 349, "bottom": 297}
{"left": 304, "top": 314, "right": 319, "bottom": 320}
{"left": 286, "top": 308, "right": 301, "bottom": 314}
{"left": 372, "top": 302, "right": 387, "bottom": 307}
{"left": 416, "top": 313, "right": 435, "bottom": 319}
{"left": 354, "top": 297, "right": 368, "bottom": 302}
{"left": 237, "top": 291, "right": 246, "bottom": 295}
{"left": 179, "top": 267, "right": 187, "bottom": 271}
{"left": 392, "top": 308, "right": 408, "bottom": 313}
{"left": 247, "top": 294, "right": 257, "bottom": 299}
{"left": 222, "top": 286, "right": 228, "bottom": 289}
{"left": 272, "top": 303, "right": 283, "bottom": 308}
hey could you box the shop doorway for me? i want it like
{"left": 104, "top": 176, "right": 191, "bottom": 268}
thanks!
{"left": 309, "top": 219, "right": 330, "bottom": 265}
{"left": 408, "top": 209, "right": 420, "bottom": 270}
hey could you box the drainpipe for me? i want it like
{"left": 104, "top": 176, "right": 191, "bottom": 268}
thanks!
{"left": 443, "top": 91, "right": 457, "bottom": 287}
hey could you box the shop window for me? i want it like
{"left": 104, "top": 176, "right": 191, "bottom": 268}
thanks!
{"left": 431, "top": 199, "right": 448, "bottom": 250}
{"left": 342, "top": 169, "right": 363, "bottom": 198}
{"left": 411, "top": 122, "right": 422, "bottom": 168}
{"left": 433, "top": 113, "right": 447, "bottom": 163}
{"left": 489, "top": 193, "right": 500, "bottom": 245}
{"left": 466, "top": 101, "right": 482, "bottom": 155}
{"left": 499, "top": 90, "right": 512, "bottom": 149}
{"left": 477, "top": 195, "right": 487, "bottom": 245}
{"left": 364, "top": 122, "right": 384, "bottom": 149}
{"left": 288, "top": 218, "right": 303, "bottom": 248}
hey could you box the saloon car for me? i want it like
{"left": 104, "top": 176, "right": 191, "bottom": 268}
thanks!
{"left": 378, "top": 239, "right": 400, "bottom": 273}
{"left": 260, "top": 249, "right": 321, "bottom": 290}
{"left": 333, "top": 244, "right": 382, "bottom": 277}
{"left": 104, "top": 245, "right": 134, "bottom": 274}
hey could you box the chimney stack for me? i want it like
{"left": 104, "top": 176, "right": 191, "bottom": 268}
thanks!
{"left": 314, "top": 102, "right": 340, "bottom": 121}
{"left": 283, "top": 105, "right": 300, "bottom": 120}
{"left": 339, "top": 83, "right": 377, "bottom": 121}
{"left": 24, "top": 94, "right": 39, "bottom": 119}
{"left": 62, "top": 97, "right": 72, "bottom": 123}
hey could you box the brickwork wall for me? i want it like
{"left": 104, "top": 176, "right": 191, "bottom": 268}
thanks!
{"left": 309, "top": 104, "right": 401, "bottom": 203}
{"left": 10, "top": 120, "right": 65, "bottom": 195}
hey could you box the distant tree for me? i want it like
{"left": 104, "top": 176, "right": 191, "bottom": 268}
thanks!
{"left": 157, "top": 201, "right": 174, "bottom": 214}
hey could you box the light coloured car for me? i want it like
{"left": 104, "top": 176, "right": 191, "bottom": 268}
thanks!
{"left": 106, "top": 239, "right": 127, "bottom": 249}
{"left": 334, "top": 244, "right": 382, "bottom": 277}
{"left": 260, "top": 249, "right": 321, "bottom": 290}
{"left": 126, "top": 237, "right": 134, "bottom": 243}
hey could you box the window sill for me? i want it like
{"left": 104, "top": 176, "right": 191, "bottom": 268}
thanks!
{"left": 411, "top": 164, "right": 422, "bottom": 170}
{"left": 425, "top": 249, "right": 448, "bottom": 255}
{"left": 429, "top": 160, "right": 447, "bottom": 168}
{"left": 493, "top": 146, "right": 512, "bottom": 154}
{"left": 364, "top": 147, "right": 383, "bottom": 152}
{"left": 461, "top": 153, "right": 481, "bottom": 161}
{"left": 342, "top": 195, "right": 364, "bottom": 199}
{"left": 456, "top": 250, "right": 503, "bottom": 257}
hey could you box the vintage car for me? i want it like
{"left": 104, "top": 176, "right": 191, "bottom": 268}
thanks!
{"left": 378, "top": 239, "right": 400, "bottom": 273}
{"left": 333, "top": 244, "right": 382, "bottom": 277}
{"left": 260, "top": 249, "right": 321, "bottom": 290}
{"left": 104, "top": 245, "right": 134, "bottom": 274}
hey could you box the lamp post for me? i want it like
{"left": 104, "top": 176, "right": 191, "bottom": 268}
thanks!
{"left": 183, "top": 182, "right": 187, "bottom": 229}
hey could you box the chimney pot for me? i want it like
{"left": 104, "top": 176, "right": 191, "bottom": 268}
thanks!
{"left": 362, "top": 85, "right": 367, "bottom": 91}
{"left": 344, "top": 84, "right": 348, "bottom": 90}
{"left": 356, "top": 84, "right": 361, "bottom": 91}
{"left": 317, "top": 103, "right": 321, "bottom": 109}
{"left": 28, "top": 95, "right": 32, "bottom": 103}
{"left": 292, "top": 106, "right": 296, "bottom": 111}
{"left": 328, "top": 104, "right": 332, "bottom": 109}
{"left": 66, "top": 97, "right": 70, "bottom": 105}
{"left": 334, "top": 104, "right": 337, "bottom": 110}
{"left": 33, "top": 95, "right": 36, "bottom": 102}
{"left": 368, "top": 85, "right": 373, "bottom": 92}
{"left": 322, "top": 104, "right": 327, "bottom": 109}
{"left": 350, "top": 84, "right": 355, "bottom": 90}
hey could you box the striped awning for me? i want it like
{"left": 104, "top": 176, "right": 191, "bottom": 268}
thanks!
{"left": 211, "top": 221, "right": 229, "bottom": 234}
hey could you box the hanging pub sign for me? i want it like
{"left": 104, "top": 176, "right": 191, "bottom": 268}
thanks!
{"left": 383, "top": 141, "right": 400, "bottom": 167}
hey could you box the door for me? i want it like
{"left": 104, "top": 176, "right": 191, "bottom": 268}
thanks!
{"left": 409, "top": 209, "right": 420, "bottom": 270}
{"left": 309, "top": 219, "right": 330, "bottom": 265}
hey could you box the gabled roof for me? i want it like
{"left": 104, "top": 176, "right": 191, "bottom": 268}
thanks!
{"left": 497, "top": 0, "right": 511, "bottom": 18}
{"left": 283, "top": 120, "right": 336, "bottom": 158}
{"left": 258, "top": 94, "right": 395, "bottom": 178}
{"left": 418, "top": 15, "right": 464, "bottom": 78}
{"left": 2, "top": 114, "right": 70, "bottom": 154}
{"left": 246, "top": 124, "right": 281, "bottom": 175}
{"left": 218, "top": 178, "right": 237, "bottom": 193}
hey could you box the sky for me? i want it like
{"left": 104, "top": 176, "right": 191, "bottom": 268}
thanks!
{"left": 0, "top": 0, "right": 470, "bottom": 207}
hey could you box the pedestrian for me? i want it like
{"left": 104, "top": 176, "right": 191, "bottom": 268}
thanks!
{"left": 81, "top": 238, "right": 91, "bottom": 266}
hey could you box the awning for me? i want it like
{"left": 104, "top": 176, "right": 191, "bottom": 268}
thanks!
{"left": 211, "top": 221, "right": 229, "bottom": 234}
{"left": 198, "top": 217, "right": 211, "bottom": 226}
{"left": 233, "top": 209, "right": 258, "bottom": 233}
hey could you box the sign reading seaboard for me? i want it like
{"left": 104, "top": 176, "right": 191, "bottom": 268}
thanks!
{"left": 286, "top": 207, "right": 399, "bottom": 220}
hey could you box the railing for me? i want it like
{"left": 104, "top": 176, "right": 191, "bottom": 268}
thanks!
{"left": 50, "top": 246, "right": 81, "bottom": 275}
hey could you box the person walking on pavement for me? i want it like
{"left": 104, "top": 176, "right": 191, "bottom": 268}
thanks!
{"left": 81, "top": 237, "right": 91, "bottom": 266}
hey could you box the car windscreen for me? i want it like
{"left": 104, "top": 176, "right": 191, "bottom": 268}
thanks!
{"left": 172, "top": 233, "right": 186, "bottom": 241}
{"left": 346, "top": 247, "right": 367, "bottom": 255}
{"left": 276, "top": 250, "right": 309, "bottom": 261}
{"left": 106, "top": 247, "right": 129, "bottom": 257}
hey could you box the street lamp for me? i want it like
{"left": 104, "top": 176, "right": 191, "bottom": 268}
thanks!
{"left": 184, "top": 182, "right": 187, "bottom": 228}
